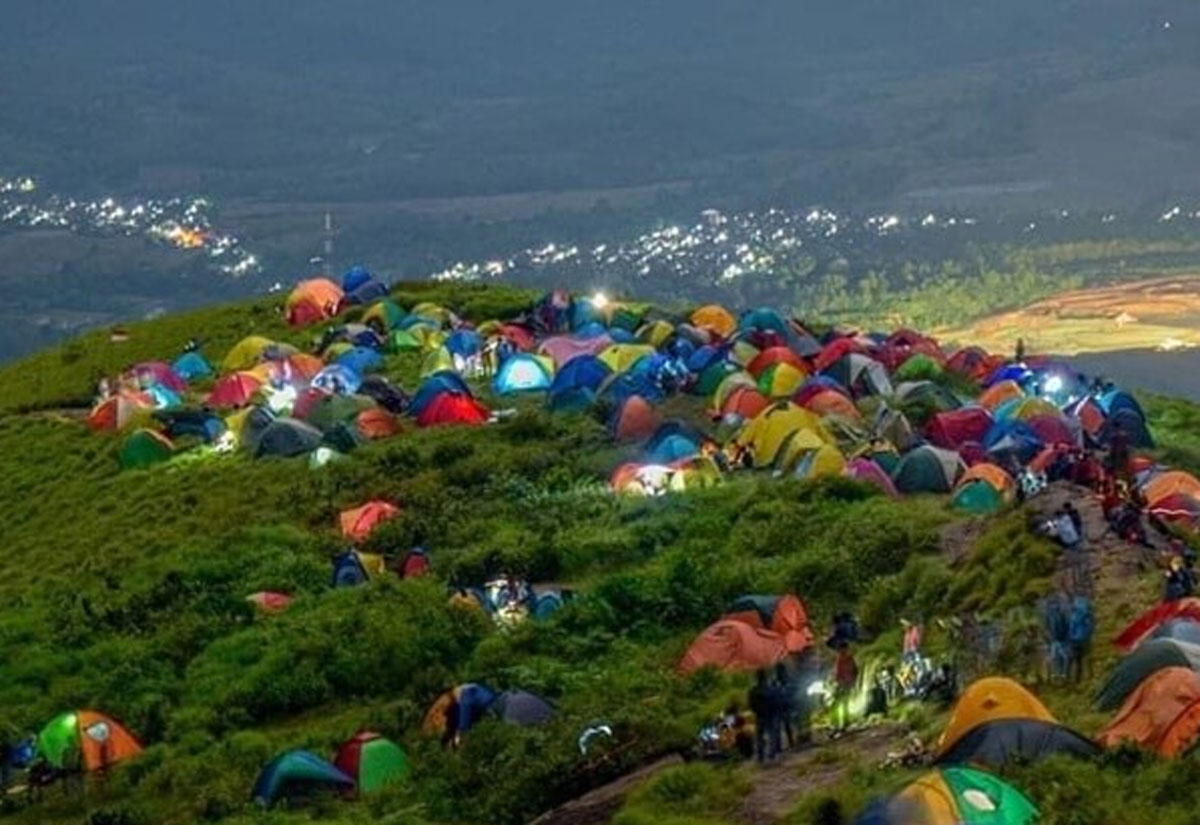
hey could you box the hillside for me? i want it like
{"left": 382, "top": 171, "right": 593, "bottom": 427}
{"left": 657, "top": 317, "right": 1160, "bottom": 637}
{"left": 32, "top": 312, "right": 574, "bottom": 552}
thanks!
{"left": 2, "top": 281, "right": 1200, "bottom": 825}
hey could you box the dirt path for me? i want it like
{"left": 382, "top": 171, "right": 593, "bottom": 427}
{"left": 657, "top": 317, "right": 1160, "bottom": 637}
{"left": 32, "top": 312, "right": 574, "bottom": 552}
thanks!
{"left": 528, "top": 755, "right": 684, "bottom": 825}
{"left": 735, "top": 723, "right": 909, "bottom": 825}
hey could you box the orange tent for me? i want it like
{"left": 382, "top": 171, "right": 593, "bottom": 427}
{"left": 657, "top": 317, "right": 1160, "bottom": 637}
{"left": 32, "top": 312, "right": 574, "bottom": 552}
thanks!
{"left": 958, "top": 462, "right": 1015, "bottom": 493}
{"left": 356, "top": 408, "right": 400, "bottom": 440}
{"left": 978, "top": 380, "right": 1025, "bottom": 411}
{"left": 1098, "top": 667, "right": 1200, "bottom": 757}
{"left": 612, "top": 395, "right": 660, "bottom": 442}
{"left": 937, "top": 678, "right": 1055, "bottom": 757}
{"left": 800, "top": 389, "right": 861, "bottom": 420}
{"left": 718, "top": 386, "right": 770, "bottom": 421}
{"left": 747, "top": 347, "right": 808, "bottom": 379}
{"left": 287, "top": 278, "right": 345, "bottom": 326}
{"left": 723, "top": 594, "right": 815, "bottom": 654}
{"left": 1144, "top": 471, "right": 1200, "bottom": 508}
{"left": 690, "top": 305, "right": 736, "bottom": 338}
{"left": 340, "top": 501, "right": 401, "bottom": 542}
{"left": 78, "top": 710, "right": 142, "bottom": 771}
{"left": 678, "top": 620, "right": 789, "bottom": 674}
{"left": 86, "top": 392, "right": 153, "bottom": 432}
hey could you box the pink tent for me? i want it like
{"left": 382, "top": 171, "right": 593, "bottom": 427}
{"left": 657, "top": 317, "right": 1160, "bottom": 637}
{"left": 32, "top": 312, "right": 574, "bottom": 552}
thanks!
{"left": 539, "top": 334, "right": 613, "bottom": 367}
{"left": 843, "top": 458, "right": 900, "bottom": 498}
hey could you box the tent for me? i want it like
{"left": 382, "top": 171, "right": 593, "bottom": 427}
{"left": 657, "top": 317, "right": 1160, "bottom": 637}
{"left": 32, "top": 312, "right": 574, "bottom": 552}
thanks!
{"left": 895, "top": 381, "right": 962, "bottom": 413}
{"left": 791, "top": 442, "right": 846, "bottom": 481}
{"left": 247, "top": 591, "right": 293, "bottom": 613}
{"left": 747, "top": 346, "right": 807, "bottom": 378}
{"left": 691, "top": 305, "right": 736, "bottom": 338}
{"left": 694, "top": 360, "right": 742, "bottom": 397}
{"left": 313, "top": 364, "right": 364, "bottom": 396}
{"left": 172, "top": 351, "right": 213, "bottom": 380}
{"left": 37, "top": 710, "right": 142, "bottom": 772}
{"left": 362, "top": 299, "right": 406, "bottom": 331}
{"left": 335, "top": 347, "right": 383, "bottom": 376}
{"left": 119, "top": 429, "right": 174, "bottom": 470}
{"left": 645, "top": 421, "right": 707, "bottom": 464}
{"left": 892, "top": 446, "right": 966, "bottom": 494}
{"left": 359, "top": 376, "right": 409, "bottom": 414}
{"left": 1152, "top": 620, "right": 1200, "bottom": 647}
{"left": 798, "top": 389, "right": 860, "bottom": 420}
{"left": 718, "top": 385, "right": 771, "bottom": 421}
{"left": 222, "top": 336, "right": 276, "bottom": 372}
{"left": 356, "top": 408, "right": 400, "bottom": 439}
{"left": 87, "top": 392, "right": 154, "bottom": 432}
{"left": 952, "top": 481, "right": 1007, "bottom": 515}
{"left": 342, "top": 265, "right": 373, "bottom": 294}
{"left": 252, "top": 750, "right": 354, "bottom": 807}
{"left": 937, "top": 678, "right": 1054, "bottom": 757}
{"left": 410, "top": 372, "right": 472, "bottom": 416}
{"left": 302, "top": 394, "right": 375, "bottom": 432}
{"left": 420, "top": 348, "right": 457, "bottom": 379}
{"left": 638, "top": 318, "right": 676, "bottom": 348}
{"left": 494, "top": 354, "right": 554, "bottom": 394}
{"left": 938, "top": 719, "right": 1099, "bottom": 767}
{"left": 823, "top": 353, "right": 894, "bottom": 399}
{"left": 334, "top": 732, "right": 409, "bottom": 794}
{"left": 982, "top": 420, "right": 1044, "bottom": 464}
{"left": 736, "top": 402, "right": 831, "bottom": 468}
{"left": 610, "top": 395, "right": 660, "bottom": 442}
{"left": 539, "top": 334, "right": 613, "bottom": 367}
{"left": 711, "top": 371, "right": 757, "bottom": 410}
{"left": 978, "top": 380, "right": 1025, "bottom": 411}
{"left": 893, "top": 352, "right": 945, "bottom": 383}
{"left": 549, "top": 355, "right": 611, "bottom": 396}
{"left": 340, "top": 501, "right": 400, "bottom": 542}
{"left": 597, "top": 343, "right": 656, "bottom": 374}
{"left": 1098, "top": 667, "right": 1200, "bottom": 757}
{"left": 926, "top": 408, "right": 993, "bottom": 450}
{"left": 332, "top": 550, "right": 386, "bottom": 587}
{"left": 206, "top": 372, "right": 263, "bottom": 408}
{"left": 127, "top": 361, "right": 187, "bottom": 393}
{"left": 1143, "top": 471, "right": 1200, "bottom": 508}
{"left": 756, "top": 360, "right": 809, "bottom": 399}
{"left": 843, "top": 458, "right": 900, "bottom": 498}
{"left": 492, "top": 690, "right": 556, "bottom": 726}
{"left": 1095, "top": 638, "right": 1200, "bottom": 712}
{"left": 417, "top": 393, "right": 490, "bottom": 427}
{"left": 725, "top": 594, "right": 814, "bottom": 653}
{"left": 867, "top": 767, "right": 1038, "bottom": 825}
{"left": 422, "top": 684, "right": 498, "bottom": 737}
{"left": 155, "top": 408, "right": 226, "bottom": 443}
{"left": 347, "top": 280, "right": 388, "bottom": 306}
{"left": 1116, "top": 599, "right": 1200, "bottom": 652}
{"left": 678, "top": 620, "right": 790, "bottom": 673}
{"left": 387, "top": 329, "right": 422, "bottom": 353}
{"left": 254, "top": 419, "right": 324, "bottom": 458}
{"left": 287, "top": 279, "right": 344, "bottom": 326}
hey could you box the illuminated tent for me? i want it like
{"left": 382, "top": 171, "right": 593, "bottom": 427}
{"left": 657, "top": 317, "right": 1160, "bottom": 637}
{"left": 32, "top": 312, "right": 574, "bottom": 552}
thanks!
{"left": 37, "top": 710, "right": 142, "bottom": 772}
{"left": 494, "top": 354, "right": 555, "bottom": 394}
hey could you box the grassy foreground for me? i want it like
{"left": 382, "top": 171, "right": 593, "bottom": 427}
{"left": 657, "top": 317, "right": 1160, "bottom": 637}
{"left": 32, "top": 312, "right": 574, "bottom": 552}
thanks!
{"left": 0, "top": 283, "right": 1197, "bottom": 825}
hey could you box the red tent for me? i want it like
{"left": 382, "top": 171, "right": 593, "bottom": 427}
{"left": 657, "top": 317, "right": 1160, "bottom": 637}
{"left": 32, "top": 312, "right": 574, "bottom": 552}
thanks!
{"left": 247, "top": 591, "right": 293, "bottom": 613}
{"left": 723, "top": 594, "right": 815, "bottom": 654}
{"left": 356, "top": 408, "right": 400, "bottom": 440}
{"left": 1026, "top": 414, "right": 1076, "bottom": 447}
{"left": 417, "top": 393, "right": 489, "bottom": 428}
{"left": 612, "top": 395, "right": 659, "bottom": 442}
{"left": 340, "top": 501, "right": 401, "bottom": 542}
{"left": 678, "top": 620, "right": 789, "bottom": 673}
{"left": 719, "top": 386, "right": 769, "bottom": 421}
{"left": 747, "top": 347, "right": 807, "bottom": 379}
{"left": 1149, "top": 493, "right": 1200, "bottom": 525}
{"left": 813, "top": 337, "right": 869, "bottom": 373}
{"left": 205, "top": 373, "right": 263, "bottom": 408}
{"left": 925, "top": 408, "right": 993, "bottom": 449}
{"left": 1116, "top": 599, "right": 1200, "bottom": 652}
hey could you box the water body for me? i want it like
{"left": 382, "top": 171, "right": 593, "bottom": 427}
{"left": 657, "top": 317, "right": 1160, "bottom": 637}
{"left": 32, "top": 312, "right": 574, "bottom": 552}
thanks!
{"left": 1069, "top": 349, "right": 1200, "bottom": 402}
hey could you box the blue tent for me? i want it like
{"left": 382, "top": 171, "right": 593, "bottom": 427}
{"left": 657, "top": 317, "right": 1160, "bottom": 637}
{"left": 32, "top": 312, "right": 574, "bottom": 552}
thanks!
{"left": 570, "top": 301, "right": 605, "bottom": 331}
{"left": 146, "top": 383, "right": 182, "bottom": 410}
{"left": 494, "top": 354, "right": 553, "bottom": 394}
{"left": 686, "top": 345, "right": 725, "bottom": 374}
{"left": 600, "top": 371, "right": 664, "bottom": 404}
{"left": 546, "top": 387, "right": 596, "bottom": 412}
{"left": 347, "top": 280, "right": 388, "bottom": 306}
{"left": 573, "top": 321, "right": 608, "bottom": 340}
{"left": 332, "top": 551, "right": 370, "bottom": 588}
{"left": 252, "top": 750, "right": 354, "bottom": 807}
{"left": 532, "top": 591, "right": 565, "bottom": 620}
{"left": 156, "top": 409, "right": 226, "bottom": 443}
{"left": 410, "top": 372, "right": 472, "bottom": 415}
{"left": 399, "top": 314, "right": 441, "bottom": 331}
{"left": 549, "top": 355, "right": 611, "bottom": 395}
{"left": 313, "top": 364, "right": 363, "bottom": 395}
{"left": 342, "top": 265, "right": 373, "bottom": 294}
{"left": 1152, "top": 620, "right": 1200, "bottom": 646}
{"left": 645, "top": 421, "right": 706, "bottom": 464}
{"left": 1098, "top": 389, "right": 1146, "bottom": 420}
{"left": 445, "top": 329, "right": 483, "bottom": 358}
{"left": 984, "top": 364, "right": 1034, "bottom": 389}
{"left": 454, "top": 683, "right": 498, "bottom": 734}
{"left": 172, "top": 351, "right": 213, "bottom": 380}
{"left": 608, "top": 328, "right": 638, "bottom": 344}
{"left": 984, "top": 419, "right": 1043, "bottom": 462}
{"left": 336, "top": 347, "right": 382, "bottom": 376}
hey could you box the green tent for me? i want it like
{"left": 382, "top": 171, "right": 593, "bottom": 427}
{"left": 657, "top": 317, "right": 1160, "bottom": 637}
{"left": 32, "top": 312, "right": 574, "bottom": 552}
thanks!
{"left": 1095, "top": 638, "right": 1200, "bottom": 711}
{"left": 334, "top": 732, "right": 409, "bottom": 794}
{"left": 695, "top": 361, "right": 740, "bottom": 397}
{"left": 304, "top": 394, "right": 374, "bottom": 433}
{"left": 888, "top": 766, "right": 1038, "bottom": 825}
{"left": 365, "top": 300, "right": 406, "bottom": 331}
{"left": 891, "top": 446, "right": 965, "bottom": 494}
{"left": 952, "top": 480, "right": 1005, "bottom": 515}
{"left": 387, "top": 329, "right": 422, "bottom": 353}
{"left": 609, "top": 305, "right": 644, "bottom": 332}
{"left": 894, "top": 353, "right": 945, "bottom": 383}
{"left": 119, "top": 429, "right": 173, "bottom": 470}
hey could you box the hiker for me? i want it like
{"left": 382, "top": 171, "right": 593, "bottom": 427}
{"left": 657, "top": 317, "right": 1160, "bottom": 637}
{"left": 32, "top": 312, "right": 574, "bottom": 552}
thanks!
{"left": 901, "top": 619, "right": 922, "bottom": 663}
{"left": 748, "top": 670, "right": 779, "bottom": 762}
{"left": 773, "top": 663, "right": 797, "bottom": 750}
{"left": 1051, "top": 508, "right": 1081, "bottom": 549}
{"left": 865, "top": 672, "right": 889, "bottom": 719}
{"left": 831, "top": 645, "right": 859, "bottom": 736}
{"left": 826, "top": 611, "right": 860, "bottom": 650}
{"left": 1063, "top": 502, "right": 1084, "bottom": 543}
{"left": 1067, "top": 596, "right": 1094, "bottom": 683}
{"left": 1015, "top": 338, "right": 1026, "bottom": 362}
{"left": 1043, "top": 596, "right": 1070, "bottom": 681}
{"left": 1164, "top": 555, "right": 1196, "bottom": 602}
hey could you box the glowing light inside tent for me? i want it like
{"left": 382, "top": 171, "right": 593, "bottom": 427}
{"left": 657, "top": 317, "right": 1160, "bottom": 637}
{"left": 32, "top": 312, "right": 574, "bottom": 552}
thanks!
{"left": 591, "top": 292, "right": 610, "bottom": 310}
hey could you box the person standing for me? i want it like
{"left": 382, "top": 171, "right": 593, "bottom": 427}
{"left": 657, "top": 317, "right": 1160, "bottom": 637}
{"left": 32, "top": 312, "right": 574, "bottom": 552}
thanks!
{"left": 748, "top": 670, "right": 777, "bottom": 763}
{"left": 832, "top": 645, "right": 859, "bottom": 736}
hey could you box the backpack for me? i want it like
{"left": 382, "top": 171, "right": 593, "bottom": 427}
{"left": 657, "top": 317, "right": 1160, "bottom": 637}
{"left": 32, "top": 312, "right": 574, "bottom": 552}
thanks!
{"left": 1068, "top": 599, "right": 1094, "bottom": 644}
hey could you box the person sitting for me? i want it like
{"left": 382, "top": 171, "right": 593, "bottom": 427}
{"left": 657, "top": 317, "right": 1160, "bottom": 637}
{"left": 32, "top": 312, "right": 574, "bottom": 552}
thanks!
{"left": 1165, "top": 556, "right": 1196, "bottom": 602}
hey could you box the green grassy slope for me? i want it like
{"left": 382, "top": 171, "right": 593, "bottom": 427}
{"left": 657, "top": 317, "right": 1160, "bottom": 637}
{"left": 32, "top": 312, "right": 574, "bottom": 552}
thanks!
{"left": 0, "top": 284, "right": 1197, "bottom": 825}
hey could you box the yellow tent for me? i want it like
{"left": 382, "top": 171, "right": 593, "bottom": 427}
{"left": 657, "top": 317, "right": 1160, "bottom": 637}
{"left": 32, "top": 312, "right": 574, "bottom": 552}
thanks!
{"left": 420, "top": 347, "right": 457, "bottom": 378}
{"left": 690, "top": 304, "right": 736, "bottom": 338}
{"left": 597, "top": 344, "right": 656, "bottom": 374}
{"left": 737, "top": 403, "right": 831, "bottom": 468}
{"left": 410, "top": 302, "right": 452, "bottom": 325}
{"left": 937, "top": 678, "right": 1055, "bottom": 757}
{"left": 791, "top": 442, "right": 846, "bottom": 481}
{"left": 757, "top": 362, "right": 808, "bottom": 399}
{"left": 730, "top": 340, "right": 760, "bottom": 367}
{"left": 638, "top": 319, "right": 676, "bottom": 349}
{"left": 222, "top": 336, "right": 275, "bottom": 373}
{"left": 409, "top": 326, "right": 447, "bottom": 351}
